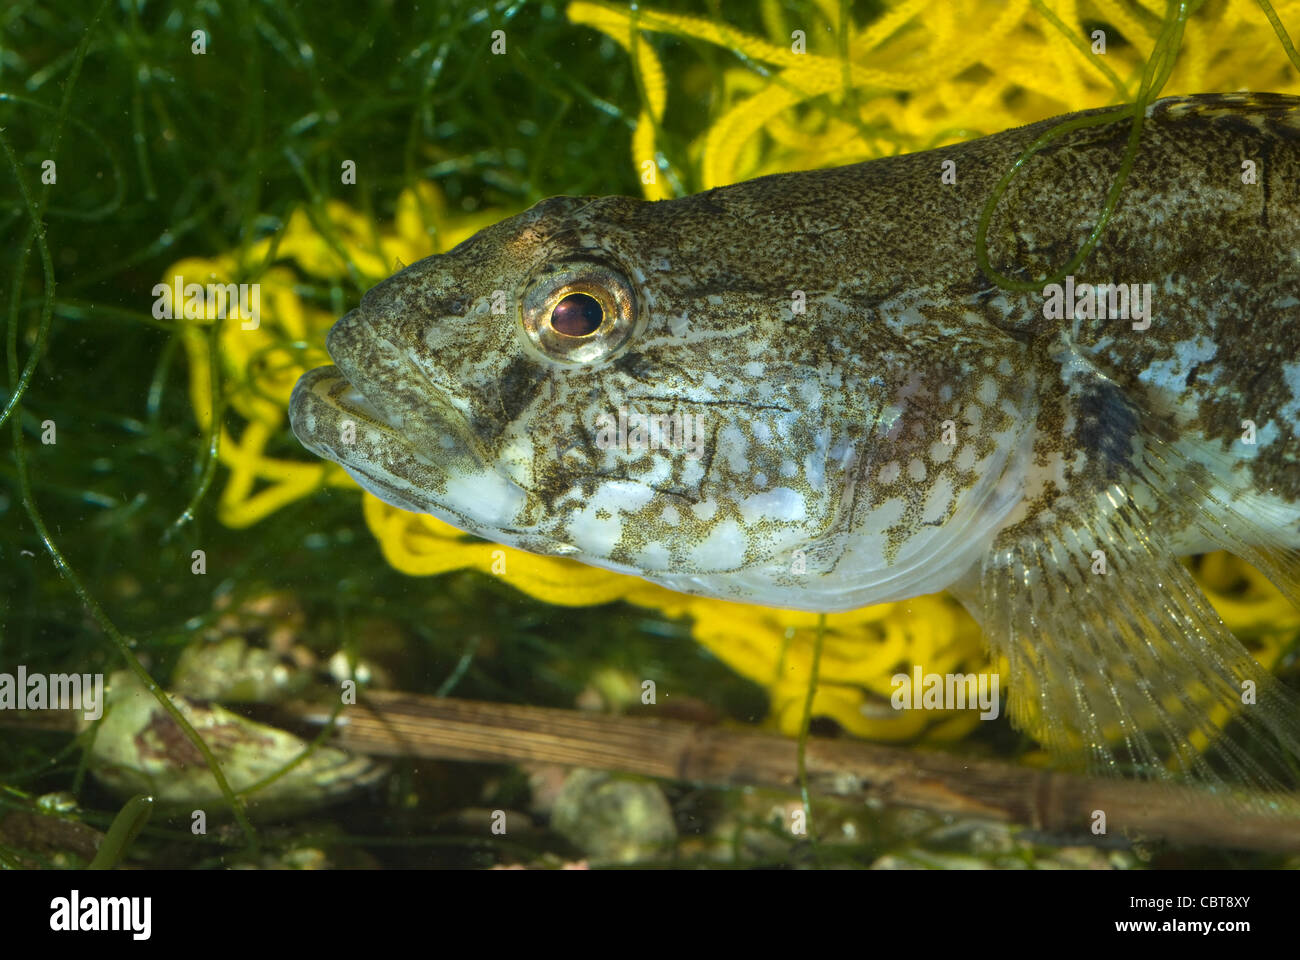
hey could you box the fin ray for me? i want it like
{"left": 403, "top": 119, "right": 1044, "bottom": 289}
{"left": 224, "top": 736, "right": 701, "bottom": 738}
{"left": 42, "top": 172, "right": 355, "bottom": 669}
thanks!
{"left": 979, "top": 472, "right": 1300, "bottom": 808}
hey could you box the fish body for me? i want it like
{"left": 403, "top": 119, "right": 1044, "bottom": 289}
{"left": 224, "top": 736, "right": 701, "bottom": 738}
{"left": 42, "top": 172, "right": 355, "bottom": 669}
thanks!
{"left": 291, "top": 94, "right": 1300, "bottom": 793}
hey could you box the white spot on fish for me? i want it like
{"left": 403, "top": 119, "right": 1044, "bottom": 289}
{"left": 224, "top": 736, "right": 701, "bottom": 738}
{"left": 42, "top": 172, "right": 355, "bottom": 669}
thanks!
{"left": 1138, "top": 336, "right": 1218, "bottom": 393}
{"left": 870, "top": 497, "right": 905, "bottom": 529}
{"left": 445, "top": 470, "right": 526, "bottom": 527}
{"left": 691, "top": 499, "right": 718, "bottom": 523}
{"left": 692, "top": 517, "right": 747, "bottom": 567}
{"left": 720, "top": 423, "right": 749, "bottom": 474}
{"left": 637, "top": 542, "right": 670, "bottom": 570}
{"left": 1281, "top": 361, "right": 1300, "bottom": 427}
{"left": 828, "top": 437, "right": 856, "bottom": 470}
{"left": 922, "top": 476, "right": 953, "bottom": 524}
{"left": 740, "top": 488, "right": 805, "bottom": 523}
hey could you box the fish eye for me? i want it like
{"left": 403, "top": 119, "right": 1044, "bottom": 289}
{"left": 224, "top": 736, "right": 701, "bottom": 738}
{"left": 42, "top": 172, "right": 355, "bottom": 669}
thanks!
{"left": 520, "top": 257, "right": 639, "bottom": 365}
{"left": 551, "top": 293, "right": 604, "bottom": 337}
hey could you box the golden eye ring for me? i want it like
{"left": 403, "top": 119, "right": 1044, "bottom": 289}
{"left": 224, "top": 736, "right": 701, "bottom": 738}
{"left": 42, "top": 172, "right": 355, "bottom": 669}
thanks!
{"left": 520, "top": 258, "right": 639, "bottom": 365}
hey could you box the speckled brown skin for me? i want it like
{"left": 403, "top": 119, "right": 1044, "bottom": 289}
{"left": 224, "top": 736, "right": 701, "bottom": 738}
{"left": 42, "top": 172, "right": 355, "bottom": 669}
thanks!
{"left": 292, "top": 94, "right": 1300, "bottom": 795}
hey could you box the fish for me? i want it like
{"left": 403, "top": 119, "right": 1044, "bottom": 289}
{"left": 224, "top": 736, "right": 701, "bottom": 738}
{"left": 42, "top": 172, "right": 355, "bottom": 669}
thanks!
{"left": 290, "top": 93, "right": 1300, "bottom": 800}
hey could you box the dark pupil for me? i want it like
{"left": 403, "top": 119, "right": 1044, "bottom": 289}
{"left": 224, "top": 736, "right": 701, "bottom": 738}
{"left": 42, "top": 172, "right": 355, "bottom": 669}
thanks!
{"left": 551, "top": 293, "right": 604, "bottom": 337}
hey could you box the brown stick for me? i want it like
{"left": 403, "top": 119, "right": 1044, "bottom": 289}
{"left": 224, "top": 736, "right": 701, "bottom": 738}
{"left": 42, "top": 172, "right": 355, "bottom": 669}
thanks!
{"left": 274, "top": 690, "right": 1300, "bottom": 854}
{"left": 10, "top": 695, "right": 1297, "bottom": 852}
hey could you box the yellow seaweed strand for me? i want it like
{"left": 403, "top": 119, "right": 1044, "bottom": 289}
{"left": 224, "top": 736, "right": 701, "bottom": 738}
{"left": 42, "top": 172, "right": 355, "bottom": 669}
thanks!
{"left": 1032, "top": 0, "right": 1131, "bottom": 98}
{"left": 568, "top": 1, "right": 674, "bottom": 200}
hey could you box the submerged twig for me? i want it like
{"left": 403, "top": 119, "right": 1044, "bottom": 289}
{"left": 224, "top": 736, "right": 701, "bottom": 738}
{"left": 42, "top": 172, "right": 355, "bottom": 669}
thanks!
{"left": 14, "top": 691, "right": 1300, "bottom": 853}
{"left": 271, "top": 691, "right": 1300, "bottom": 855}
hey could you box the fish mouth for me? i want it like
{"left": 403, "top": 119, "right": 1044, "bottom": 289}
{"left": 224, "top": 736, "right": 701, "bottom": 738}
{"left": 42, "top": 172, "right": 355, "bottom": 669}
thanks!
{"left": 288, "top": 363, "right": 444, "bottom": 515}
{"left": 289, "top": 362, "right": 404, "bottom": 452}
{"left": 288, "top": 309, "right": 528, "bottom": 527}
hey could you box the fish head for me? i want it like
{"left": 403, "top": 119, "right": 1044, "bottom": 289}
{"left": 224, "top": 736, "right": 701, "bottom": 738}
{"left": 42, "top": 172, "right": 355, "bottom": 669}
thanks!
{"left": 290, "top": 191, "right": 1035, "bottom": 608}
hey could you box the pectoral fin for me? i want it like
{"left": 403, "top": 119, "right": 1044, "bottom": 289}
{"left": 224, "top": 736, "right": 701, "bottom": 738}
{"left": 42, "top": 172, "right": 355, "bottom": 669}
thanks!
{"left": 974, "top": 489, "right": 1300, "bottom": 800}
{"left": 959, "top": 356, "right": 1300, "bottom": 808}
